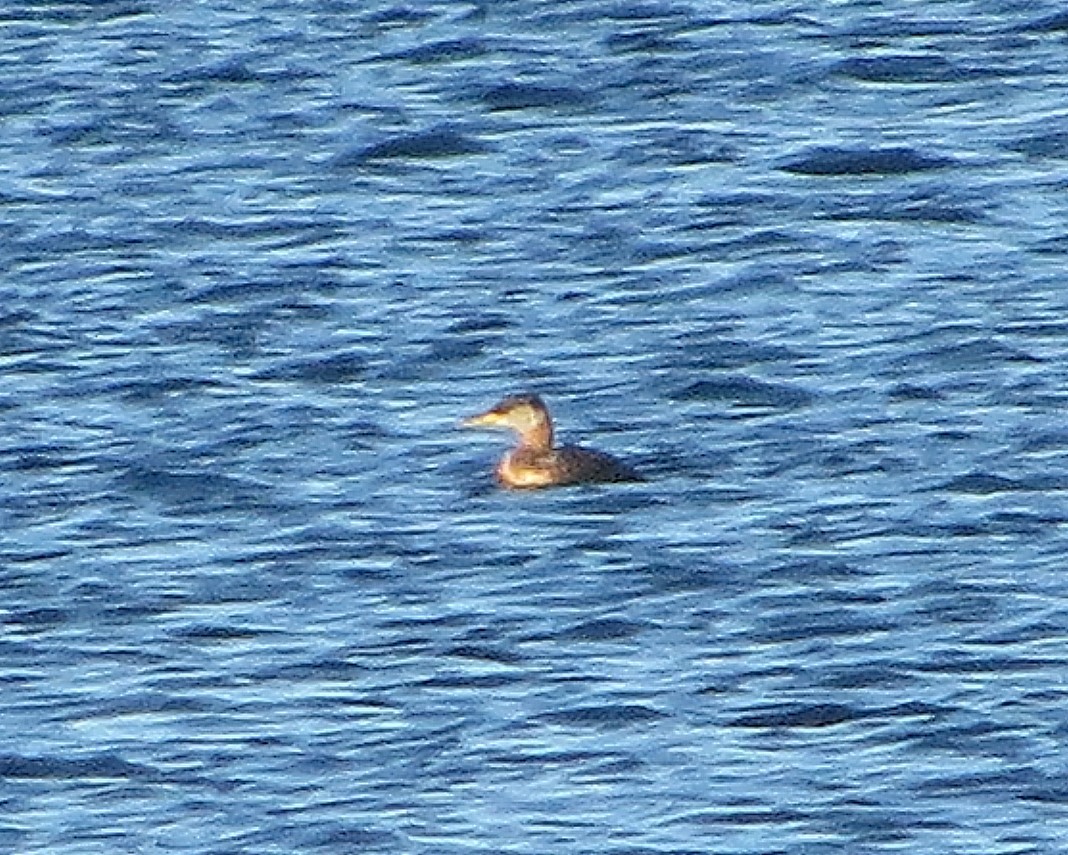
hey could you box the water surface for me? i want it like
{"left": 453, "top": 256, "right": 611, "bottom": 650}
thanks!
{"left": 3, "top": 2, "right": 1068, "bottom": 853}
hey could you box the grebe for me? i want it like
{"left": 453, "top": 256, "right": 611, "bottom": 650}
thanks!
{"left": 462, "top": 393, "right": 643, "bottom": 489}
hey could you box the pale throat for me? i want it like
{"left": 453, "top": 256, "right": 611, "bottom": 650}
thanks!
{"left": 517, "top": 418, "right": 553, "bottom": 452}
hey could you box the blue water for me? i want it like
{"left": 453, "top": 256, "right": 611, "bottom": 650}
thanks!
{"left": 4, "top": 2, "right": 1068, "bottom": 853}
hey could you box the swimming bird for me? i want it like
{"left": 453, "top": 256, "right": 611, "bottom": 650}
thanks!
{"left": 462, "top": 393, "right": 643, "bottom": 489}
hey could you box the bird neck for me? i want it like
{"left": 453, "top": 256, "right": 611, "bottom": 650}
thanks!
{"left": 517, "top": 419, "right": 553, "bottom": 453}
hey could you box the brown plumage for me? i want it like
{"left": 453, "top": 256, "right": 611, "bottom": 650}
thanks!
{"left": 461, "top": 393, "right": 643, "bottom": 489}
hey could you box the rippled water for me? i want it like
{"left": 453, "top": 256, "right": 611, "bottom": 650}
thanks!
{"left": 4, "top": 2, "right": 1068, "bottom": 853}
